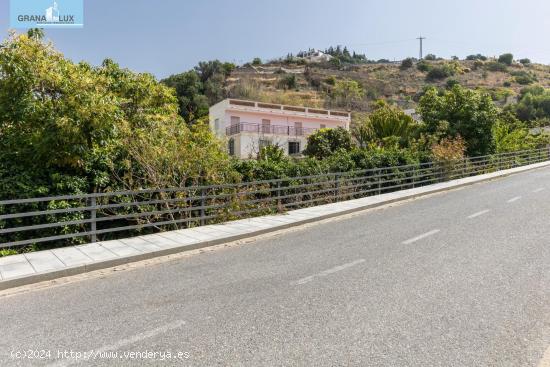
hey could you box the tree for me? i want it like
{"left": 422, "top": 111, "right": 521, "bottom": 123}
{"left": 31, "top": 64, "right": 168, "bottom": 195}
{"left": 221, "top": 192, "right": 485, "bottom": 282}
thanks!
{"left": 0, "top": 31, "right": 232, "bottom": 202}
{"left": 252, "top": 57, "right": 262, "bottom": 65}
{"left": 352, "top": 103, "right": 416, "bottom": 148}
{"left": 331, "top": 79, "right": 364, "bottom": 109}
{"left": 400, "top": 58, "right": 414, "bottom": 70}
{"left": 160, "top": 71, "right": 209, "bottom": 122}
{"left": 304, "top": 127, "right": 354, "bottom": 159}
{"left": 498, "top": 53, "right": 514, "bottom": 66}
{"left": 519, "top": 58, "right": 531, "bottom": 66}
{"left": 418, "top": 85, "right": 498, "bottom": 156}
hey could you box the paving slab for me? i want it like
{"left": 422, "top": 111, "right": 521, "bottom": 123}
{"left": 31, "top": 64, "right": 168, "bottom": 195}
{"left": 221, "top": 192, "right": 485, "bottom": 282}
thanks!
{"left": 102, "top": 239, "right": 145, "bottom": 256}
{"left": 156, "top": 231, "right": 200, "bottom": 245}
{"left": 76, "top": 243, "right": 118, "bottom": 261}
{"left": 51, "top": 247, "right": 93, "bottom": 267}
{"left": 138, "top": 234, "right": 180, "bottom": 248}
{"left": 25, "top": 251, "right": 65, "bottom": 273}
{"left": 0, "top": 255, "right": 35, "bottom": 280}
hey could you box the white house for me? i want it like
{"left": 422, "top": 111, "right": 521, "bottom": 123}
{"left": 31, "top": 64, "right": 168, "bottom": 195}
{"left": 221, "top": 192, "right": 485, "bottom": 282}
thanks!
{"left": 209, "top": 99, "right": 351, "bottom": 159}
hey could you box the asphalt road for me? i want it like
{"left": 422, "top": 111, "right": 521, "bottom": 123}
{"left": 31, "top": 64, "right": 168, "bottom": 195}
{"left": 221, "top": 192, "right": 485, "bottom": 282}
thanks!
{"left": 1, "top": 167, "right": 550, "bottom": 367}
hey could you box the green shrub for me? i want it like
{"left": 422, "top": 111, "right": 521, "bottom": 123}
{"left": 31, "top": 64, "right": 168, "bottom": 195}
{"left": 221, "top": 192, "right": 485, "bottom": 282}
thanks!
{"left": 417, "top": 60, "right": 431, "bottom": 72}
{"left": 252, "top": 57, "right": 262, "bottom": 65}
{"left": 485, "top": 61, "right": 508, "bottom": 72}
{"left": 304, "top": 127, "right": 354, "bottom": 159}
{"left": 511, "top": 71, "right": 536, "bottom": 85}
{"left": 466, "top": 54, "right": 487, "bottom": 61}
{"left": 498, "top": 53, "right": 514, "bottom": 66}
{"left": 446, "top": 79, "right": 460, "bottom": 89}
{"left": 424, "top": 54, "right": 437, "bottom": 61}
{"left": 278, "top": 74, "right": 297, "bottom": 90}
{"left": 519, "top": 58, "right": 531, "bottom": 66}
{"left": 426, "top": 66, "right": 453, "bottom": 81}
{"left": 400, "top": 58, "right": 414, "bottom": 70}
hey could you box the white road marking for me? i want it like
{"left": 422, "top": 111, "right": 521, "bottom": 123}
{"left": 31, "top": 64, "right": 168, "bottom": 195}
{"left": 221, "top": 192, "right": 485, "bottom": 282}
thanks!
{"left": 507, "top": 196, "right": 522, "bottom": 203}
{"left": 292, "top": 259, "right": 366, "bottom": 285}
{"left": 538, "top": 345, "right": 550, "bottom": 367}
{"left": 533, "top": 187, "right": 545, "bottom": 193}
{"left": 467, "top": 209, "right": 491, "bottom": 219}
{"left": 402, "top": 229, "right": 440, "bottom": 245}
{"left": 46, "top": 320, "right": 186, "bottom": 367}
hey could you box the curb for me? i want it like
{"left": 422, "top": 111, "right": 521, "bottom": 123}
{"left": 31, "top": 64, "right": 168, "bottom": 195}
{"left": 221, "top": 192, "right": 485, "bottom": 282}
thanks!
{"left": 1, "top": 161, "right": 549, "bottom": 291}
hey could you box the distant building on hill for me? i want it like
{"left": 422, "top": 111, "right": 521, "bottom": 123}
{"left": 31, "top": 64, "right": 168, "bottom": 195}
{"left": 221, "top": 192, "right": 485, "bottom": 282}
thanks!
{"left": 209, "top": 99, "right": 350, "bottom": 159}
{"left": 300, "top": 50, "right": 334, "bottom": 63}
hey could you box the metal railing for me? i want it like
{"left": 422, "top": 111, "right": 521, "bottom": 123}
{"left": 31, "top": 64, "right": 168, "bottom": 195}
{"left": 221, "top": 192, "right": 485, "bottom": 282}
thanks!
{"left": 0, "top": 148, "right": 548, "bottom": 250}
{"left": 226, "top": 122, "right": 318, "bottom": 136}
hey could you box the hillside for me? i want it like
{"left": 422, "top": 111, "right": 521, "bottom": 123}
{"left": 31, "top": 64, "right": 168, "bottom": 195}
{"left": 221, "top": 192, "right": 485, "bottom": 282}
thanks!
{"left": 223, "top": 58, "right": 550, "bottom": 114}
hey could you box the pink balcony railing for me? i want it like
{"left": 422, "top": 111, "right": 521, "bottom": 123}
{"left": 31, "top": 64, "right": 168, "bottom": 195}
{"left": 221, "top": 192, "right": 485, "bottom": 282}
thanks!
{"left": 226, "top": 123, "right": 318, "bottom": 136}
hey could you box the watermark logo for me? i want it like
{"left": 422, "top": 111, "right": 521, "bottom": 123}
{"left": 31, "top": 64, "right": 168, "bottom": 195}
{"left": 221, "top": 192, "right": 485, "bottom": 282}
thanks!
{"left": 10, "top": 0, "right": 84, "bottom": 28}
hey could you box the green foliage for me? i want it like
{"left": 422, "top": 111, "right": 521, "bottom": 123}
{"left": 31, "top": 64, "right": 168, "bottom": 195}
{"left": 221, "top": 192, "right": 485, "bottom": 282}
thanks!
{"left": 485, "top": 61, "right": 508, "bottom": 72}
{"left": 324, "top": 45, "right": 368, "bottom": 64}
{"left": 252, "top": 57, "right": 262, "bottom": 65}
{"left": 493, "top": 112, "right": 549, "bottom": 153}
{"left": 426, "top": 64, "right": 455, "bottom": 81}
{"left": 510, "top": 70, "right": 536, "bottom": 85}
{"left": 498, "top": 53, "right": 514, "bottom": 66}
{"left": 424, "top": 54, "right": 437, "bottom": 61}
{"left": 400, "top": 58, "right": 414, "bottom": 70}
{"left": 419, "top": 85, "right": 498, "bottom": 156}
{"left": 161, "top": 60, "right": 235, "bottom": 123}
{"left": 352, "top": 103, "right": 416, "bottom": 148}
{"left": 417, "top": 60, "right": 431, "bottom": 72}
{"left": 445, "top": 79, "right": 460, "bottom": 89}
{"left": 519, "top": 58, "right": 531, "bottom": 66}
{"left": 304, "top": 127, "right": 354, "bottom": 159}
{"left": 330, "top": 79, "right": 364, "bottom": 109}
{"left": 277, "top": 74, "right": 297, "bottom": 90}
{"left": 513, "top": 86, "right": 550, "bottom": 122}
{"left": 466, "top": 54, "right": 487, "bottom": 61}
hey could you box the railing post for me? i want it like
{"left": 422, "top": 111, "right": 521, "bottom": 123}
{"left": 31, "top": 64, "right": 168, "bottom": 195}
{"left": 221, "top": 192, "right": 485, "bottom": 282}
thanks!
{"left": 90, "top": 197, "right": 97, "bottom": 243}
{"left": 334, "top": 174, "right": 340, "bottom": 201}
{"left": 200, "top": 188, "right": 206, "bottom": 226}
{"left": 377, "top": 169, "right": 382, "bottom": 195}
{"left": 276, "top": 181, "right": 282, "bottom": 209}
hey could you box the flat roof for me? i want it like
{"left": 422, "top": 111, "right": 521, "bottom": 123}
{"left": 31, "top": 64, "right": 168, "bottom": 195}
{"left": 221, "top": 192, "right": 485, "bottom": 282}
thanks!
{"left": 213, "top": 99, "right": 350, "bottom": 120}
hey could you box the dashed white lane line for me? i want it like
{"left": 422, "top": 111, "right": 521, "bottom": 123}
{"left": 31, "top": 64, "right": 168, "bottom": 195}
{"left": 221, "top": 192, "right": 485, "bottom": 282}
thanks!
{"left": 46, "top": 320, "right": 186, "bottom": 367}
{"left": 533, "top": 187, "right": 545, "bottom": 193}
{"left": 507, "top": 196, "right": 522, "bottom": 203}
{"left": 402, "top": 229, "right": 440, "bottom": 245}
{"left": 467, "top": 209, "right": 491, "bottom": 219}
{"left": 292, "top": 259, "right": 366, "bottom": 285}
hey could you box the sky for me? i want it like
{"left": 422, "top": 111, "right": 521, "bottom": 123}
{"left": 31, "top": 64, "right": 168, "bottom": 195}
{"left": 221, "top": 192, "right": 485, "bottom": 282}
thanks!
{"left": 1, "top": 0, "right": 549, "bottom": 79}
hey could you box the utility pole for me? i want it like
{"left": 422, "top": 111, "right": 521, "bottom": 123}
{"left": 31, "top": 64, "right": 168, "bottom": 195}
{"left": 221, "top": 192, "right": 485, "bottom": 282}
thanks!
{"left": 417, "top": 36, "right": 426, "bottom": 59}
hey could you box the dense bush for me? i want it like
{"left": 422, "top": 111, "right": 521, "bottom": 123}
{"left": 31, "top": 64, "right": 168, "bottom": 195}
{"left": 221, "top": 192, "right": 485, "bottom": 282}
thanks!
{"left": 400, "top": 58, "right": 414, "bottom": 70}
{"left": 278, "top": 74, "right": 297, "bottom": 90}
{"left": 485, "top": 61, "right": 508, "bottom": 72}
{"left": 419, "top": 85, "right": 498, "bottom": 156}
{"left": 304, "top": 127, "right": 354, "bottom": 159}
{"left": 466, "top": 54, "right": 488, "bottom": 61}
{"left": 498, "top": 53, "right": 514, "bottom": 66}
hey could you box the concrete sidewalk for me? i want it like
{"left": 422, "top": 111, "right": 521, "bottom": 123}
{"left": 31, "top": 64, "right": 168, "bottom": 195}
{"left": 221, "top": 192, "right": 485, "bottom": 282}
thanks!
{"left": 1, "top": 161, "right": 549, "bottom": 290}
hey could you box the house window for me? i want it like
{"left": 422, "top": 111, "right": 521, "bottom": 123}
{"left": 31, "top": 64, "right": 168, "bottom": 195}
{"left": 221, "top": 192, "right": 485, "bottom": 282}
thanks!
{"left": 228, "top": 138, "right": 235, "bottom": 156}
{"left": 230, "top": 116, "right": 240, "bottom": 125}
{"left": 288, "top": 141, "right": 300, "bottom": 155}
{"left": 294, "top": 122, "right": 303, "bottom": 135}
{"left": 259, "top": 139, "right": 271, "bottom": 150}
{"left": 261, "top": 119, "right": 271, "bottom": 134}
{"left": 320, "top": 124, "right": 326, "bottom": 129}
{"left": 214, "top": 119, "right": 220, "bottom": 132}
